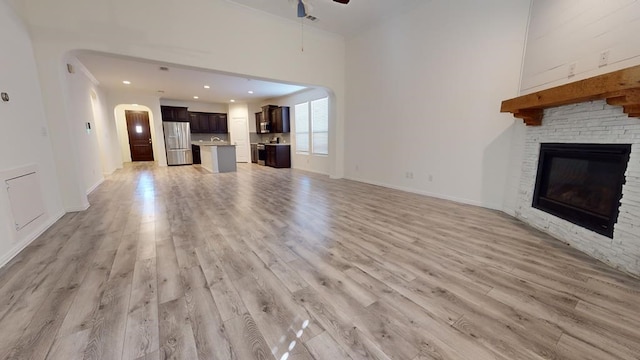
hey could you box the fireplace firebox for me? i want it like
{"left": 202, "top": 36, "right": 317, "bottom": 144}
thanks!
{"left": 532, "top": 143, "right": 631, "bottom": 238}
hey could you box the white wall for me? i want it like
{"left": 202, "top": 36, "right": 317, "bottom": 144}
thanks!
{"left": 267, "top": 88, "right": 331, "bottom": 175}
{"left": 18, "top": 0, "right": 346, "bottom": 210}
{"left": 344, "top": 0, "right": 531, "bottom": 210}
{"left": 504, "top": 0, "right": 640, "bottom": 215}
{"left": 0, "top": 0, "right": 64, "bottom": 265}
{"left": 64, "top": 56, "right": 110, "bottom": 194}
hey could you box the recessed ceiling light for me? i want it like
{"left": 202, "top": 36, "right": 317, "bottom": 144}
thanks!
{"left": 204, "top": 85, "right": 210, "bottom": 89}
{"left": 159, "top": 66, "right": 169, "bottom": 71}
{"left": 248, "top": 90, "right": 254, "bottom": 94}
{"left": 132, "top": 104, "right": 138, "bottom": 106}
{"left": 230, "top": 99, "right": 235, "bottom": 103}
{"left": 123, "top": 80, "right": 131, "bottom": 85}
{"left": 157, "top": 90, "right": 165, "bottom": 93}
{"left": 193, "top": 96, "right": 199, "bottom": 99}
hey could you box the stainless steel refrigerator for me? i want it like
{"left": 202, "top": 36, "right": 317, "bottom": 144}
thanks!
{"left": 163, "top": 122, "right": 193, "bottom": 165}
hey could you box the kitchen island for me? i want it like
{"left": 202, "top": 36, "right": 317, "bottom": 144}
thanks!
{"left": 192, "top": 141, "right": 236, "bottom": 173}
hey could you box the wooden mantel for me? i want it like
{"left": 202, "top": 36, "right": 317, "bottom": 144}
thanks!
{"left": 501, "top": 65, "right": 640, "bottom": 126}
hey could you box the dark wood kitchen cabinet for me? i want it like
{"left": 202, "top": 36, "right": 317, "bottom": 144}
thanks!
{"left": 188, "top": 112, "right": 228, "bottom": 134}
{"left": 189, "top": 112, "right": 200, "bottom": 132}
{"left": 256, "top": 105, "right": 290, "bottom": 134}
{"left": 265, "top": 144, "right": 291, "bottom": 168}
{"left": 192, "top": 144, "right": 201, "bottom": 164}
{"left": 256, "top": 112, "right": 267, "bottom": 134}
{"left": 161, "top": 106, "right": 188, "bottom": 122}
{"left": 212, "top": 113, "right": 228, "bottom": 133}
{"left": 199, "top": 114, "right": 211, "bottom": 133}
{"left": 271, "top": 106, "right": 290, "bottom": 133}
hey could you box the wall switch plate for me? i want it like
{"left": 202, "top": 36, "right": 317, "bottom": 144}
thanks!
{"left": 599, "top": 50, "right": 610, "bottom": 67}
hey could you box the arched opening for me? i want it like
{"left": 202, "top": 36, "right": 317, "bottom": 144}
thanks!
{"left": 113, "top": 104, "right": 164, "bottom": 165}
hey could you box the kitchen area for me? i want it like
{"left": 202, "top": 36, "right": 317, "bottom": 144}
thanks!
{"left": 251, "top": 104, "right": 292, "bottom": 168}
{"left": 161, "top": 103, "right": 292, "bottom": 172}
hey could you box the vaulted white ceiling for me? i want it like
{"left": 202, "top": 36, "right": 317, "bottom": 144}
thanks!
{"left": 75, "top": 0, "right": 422, "bottom": 104}
{"left": 225, "top": 0, "right": 424, "bottom": 36}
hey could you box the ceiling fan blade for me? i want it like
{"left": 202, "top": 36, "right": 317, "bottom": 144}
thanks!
{"left": 297, "top": 0, "right": 306, "bottom": 17}
{"left": 333, "top": 0, "right": 350, "bottom": 4}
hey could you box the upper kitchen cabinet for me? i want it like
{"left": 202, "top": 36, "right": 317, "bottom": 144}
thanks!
{"left": 189, "top": 112, "right": 200, "bottom": 132}
{"left": 256, "top": 111, "right": 267, "bottom": 134}
{"left": 271, "top": 106, "right": 290, "bottom": 133}
{"left": 189, "top": 112, "right": 228, "bottom": 134}
{"left": 161, "top": 106, "right": 189, "bottom": 122}
{"left": 212, "top": 113, "right": 228, "bottom": 133}
{"left": 257, "top": 105, "right": 290, "bottom": 134}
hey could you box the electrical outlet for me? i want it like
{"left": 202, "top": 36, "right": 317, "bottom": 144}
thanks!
{"left": 599, "top": 50, "right": 610, "bottom": 67}
{"left": 568, "top": 63, "right": 576, "bottom": 78}
{"left": 428, "top": 174, "right": 433, "bottom": 182}
{"left": 355, "top": 165, "right": 359, "bottom": 172}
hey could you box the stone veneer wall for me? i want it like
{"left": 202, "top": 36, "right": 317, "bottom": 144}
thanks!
{"left": 515, "top": 100, "right": 640, "bottom": 276}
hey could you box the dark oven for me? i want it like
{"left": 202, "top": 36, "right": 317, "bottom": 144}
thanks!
{"left": 257, "top": 143, "right": 266, "bottom": 165}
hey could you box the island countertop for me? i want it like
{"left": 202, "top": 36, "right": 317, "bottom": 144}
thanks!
{"left": 192, "top": 141, "right": 235, "bottom": 147}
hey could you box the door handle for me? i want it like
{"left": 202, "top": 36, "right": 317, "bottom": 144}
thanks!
{"left": 149, "top": 138, "right": 152, "bottom": 144}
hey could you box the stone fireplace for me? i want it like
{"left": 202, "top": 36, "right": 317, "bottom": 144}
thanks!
{"left": 532, "top": 142, "right": 630, "bottom": 238}
{"left": 501, "top": 66, "right": 640, "bottom": 276}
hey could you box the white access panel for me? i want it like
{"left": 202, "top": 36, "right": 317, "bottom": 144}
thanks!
{"left": 5, "top": 171, "right": 44, "bottom": 231}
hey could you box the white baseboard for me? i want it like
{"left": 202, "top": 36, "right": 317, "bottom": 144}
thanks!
{"left": 0, "top": 210, "right": 65, "bottom": 269}
{"left": 343, "top": 176, "right": 504, "bottom": 211}
{"left": 86, "top": 177, "right": 104, "bottom": 195}
{"left": 66, "top": 203, "right": 90, "bottom": 212}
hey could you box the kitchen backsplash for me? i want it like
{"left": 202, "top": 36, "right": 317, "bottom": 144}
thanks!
{"left": 250, "top": 133, "right": 291, "bottom": 144}
{"left": 193, "top": 132, "right": 290, "bottom": 144}
{"left": 191, "top": 133, "right": 229, "bottom": 142}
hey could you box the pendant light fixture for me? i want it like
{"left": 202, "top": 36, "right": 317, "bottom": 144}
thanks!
{"left": 297, "top": 0, "right": 306, "bottom": 52}
{"left": 297, "top": 0, "right": 306, "bottom": 17}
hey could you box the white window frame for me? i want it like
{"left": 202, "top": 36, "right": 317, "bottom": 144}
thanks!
{"left": 294, "top": 102, "right": 310, "bottom": 154}
{"left": 294, "top": 97, "right": 329, "bottom": 156}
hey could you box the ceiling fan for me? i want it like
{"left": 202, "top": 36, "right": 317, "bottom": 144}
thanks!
{"left": 295, "top": 0, "right": 350, "bottom": 18}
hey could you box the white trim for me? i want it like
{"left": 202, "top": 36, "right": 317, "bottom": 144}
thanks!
{"left": 86, "top": 177, "right": 104, "bottom": 195}
{"left": 344, "top": 176, "right": 503, "bottom": 211}
{"left": 66, "top": 203, "right": 90, "bottom": 212}
{"left": 73, "top": 58, "right": 100, "bottom": 86}
{"left": 0, "top": 210, "right": 65, "bottom": 270}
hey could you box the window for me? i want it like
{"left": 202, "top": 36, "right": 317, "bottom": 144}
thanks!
{"left": 295, "top": 97, "right": 329, "bottom": 155}
{"left": 295, "top": 103, "right": 309, "bottom": 153}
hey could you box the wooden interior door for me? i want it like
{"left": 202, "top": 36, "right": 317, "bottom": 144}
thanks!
{"left": 125, "top": 110, "right": 154, "bottom": 162}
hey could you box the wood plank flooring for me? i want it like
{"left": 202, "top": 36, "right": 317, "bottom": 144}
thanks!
{"left": 1, "top": 162, "right": 639, "bottom": 360}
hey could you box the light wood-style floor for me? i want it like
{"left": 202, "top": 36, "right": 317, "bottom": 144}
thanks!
{"left": 1, "top": 162, "right": 639, "bottom": 360}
